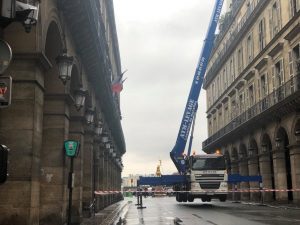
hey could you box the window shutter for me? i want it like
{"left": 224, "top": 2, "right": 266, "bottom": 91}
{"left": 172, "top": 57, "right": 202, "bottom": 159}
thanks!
{"left": 272, "top": 65, "right": 275, "bottom": 89}
{"left": 269, "top": 8, "right": 273, "bottom": 38}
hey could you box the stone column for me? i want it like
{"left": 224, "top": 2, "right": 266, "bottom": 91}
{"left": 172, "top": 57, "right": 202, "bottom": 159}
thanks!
{"left": 82, "top": 131, "right": 94, "bottom": 217}
{"left": 230, "top": 162, "right": 240, "bottom": 200}
{"left": 248, "top": 156, "right": 260, "bottom": 202}
{"left": 289, "top": 144, "right": 300, "bottom": 203}
{"left": 272, "top": 149, "right": 288, "bottom": 201}
{"left": 98, "top": 148, "right": 105, "bottom": 209}
{"left": 107, "top": 156, "right": 112, "bottom": 205}
{"left": 69, "top": 117, "right": 85, "bottom": 223}
{"left": 40, "top": 95, "right": 70, "bottom": 224}
{"left": 239, "top": 160, "right": 250, "bottom": 201}
{"left": 93, "top": 143, "right": 100, "bottom": 212}
{"left": 0, "top": 55, "right": 45, "bottom": 225}
{"left": 103, "top": 151, "right": 109, "bottom": 208}
{"left": 259, "top": 153, "right": 275, "bottom": 202}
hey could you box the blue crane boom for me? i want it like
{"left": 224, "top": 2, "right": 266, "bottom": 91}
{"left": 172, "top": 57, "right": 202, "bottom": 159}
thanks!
{"left": 170, "top": 0, "right": 224, "bottom": 173}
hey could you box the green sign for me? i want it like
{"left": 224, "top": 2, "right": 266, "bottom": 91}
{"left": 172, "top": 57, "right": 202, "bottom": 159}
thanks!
{"left": 64, "top": 140, "right": 80, "bottom": 157}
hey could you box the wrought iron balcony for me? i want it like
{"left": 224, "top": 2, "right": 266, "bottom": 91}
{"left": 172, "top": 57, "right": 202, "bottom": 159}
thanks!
{"left": 203, "top": 74, "right": 300, "bottom": 151}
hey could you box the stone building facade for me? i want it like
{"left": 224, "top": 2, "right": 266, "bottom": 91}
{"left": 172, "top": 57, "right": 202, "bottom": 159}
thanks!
{"left": 0, "top": 0, "right": 125, "bottom": 224}
{"left": 203, "top": 0, "right": 300, "bottom": 204}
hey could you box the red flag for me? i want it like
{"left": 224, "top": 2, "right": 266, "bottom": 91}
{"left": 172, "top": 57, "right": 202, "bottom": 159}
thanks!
{"left": 112, "top": 70, "right": 127, "bottom": 93}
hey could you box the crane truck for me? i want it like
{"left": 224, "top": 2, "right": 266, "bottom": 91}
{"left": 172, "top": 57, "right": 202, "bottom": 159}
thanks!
{"left": 138, "top": 0, "right": 229, "bottom": 202}
{"left": 169, "top": 0, "right": 227, "bottom": 202}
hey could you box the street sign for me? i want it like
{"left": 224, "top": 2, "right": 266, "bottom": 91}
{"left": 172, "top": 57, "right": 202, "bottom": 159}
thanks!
{"left": 64, "top": 140, "right": 80, "bottom": 158}
{"left": 0, "top": 76, "right": 12, "bottom": 108}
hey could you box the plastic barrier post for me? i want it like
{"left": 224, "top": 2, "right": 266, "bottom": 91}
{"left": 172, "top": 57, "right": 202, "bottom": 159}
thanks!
{"left": 137, "top": 193, "right": 146, "bottom": 209}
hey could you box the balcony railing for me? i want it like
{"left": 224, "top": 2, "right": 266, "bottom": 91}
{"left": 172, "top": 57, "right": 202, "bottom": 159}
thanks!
{"left": 203, "top": 74, "right": 300, "bottom": 149}
{"left": 205, "top": 0, "right": 265, "bottom": 86}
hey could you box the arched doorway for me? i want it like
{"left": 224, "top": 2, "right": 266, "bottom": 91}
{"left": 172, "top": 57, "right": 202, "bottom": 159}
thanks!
{"left": 260, "top": 133, "right": 275, "bottom": 201}
{"left": 239, "top": 143, "right": 250, "bottom": 200}
{"left": 275, "top": 127, "right": 292, "bottom": 201}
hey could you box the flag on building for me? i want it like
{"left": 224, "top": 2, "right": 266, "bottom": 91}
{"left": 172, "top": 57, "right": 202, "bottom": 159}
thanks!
{"left": 112, "top": 70, "right": 127, "bottom": 93}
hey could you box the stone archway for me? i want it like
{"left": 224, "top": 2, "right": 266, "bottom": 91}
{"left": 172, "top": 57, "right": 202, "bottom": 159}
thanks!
{"left": 248, "top": 138, "right": 260, "bottom": 201}
{"left": 239, "top": 143, "right": 250, "bottom": 200}
{"left": 274, "top": 127, "right": 292, "bottom": 202}
{"left": 40, "top": 20, "right": 68, "bottom": 225}
{"left": 260, "top": 133, "right": 275, "bottom": 202}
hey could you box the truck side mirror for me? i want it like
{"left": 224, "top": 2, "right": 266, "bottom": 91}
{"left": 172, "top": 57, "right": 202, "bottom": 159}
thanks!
{"left": 0, "top": 144, "right": 9, "bottom": 184}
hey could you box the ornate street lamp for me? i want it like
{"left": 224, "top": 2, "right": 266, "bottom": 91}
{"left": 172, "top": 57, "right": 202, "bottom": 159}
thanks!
{"left": 85, "top": 108, "right": 95, "bottom": 125}
{"left": 275, "top": 137, "right": 281, "bottom": 148}
{"left": 74, "top": 88, "right": 87, "bottom": 111}
{"left": 56, "top": 50, "right": 74, "bottom": 85}
{"left": 94, "top": 121, "right": 103, "bottom": 136}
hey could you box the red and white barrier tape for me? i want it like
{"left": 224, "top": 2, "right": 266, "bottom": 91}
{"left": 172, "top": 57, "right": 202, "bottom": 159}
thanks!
{"left": 94, "top": 189, "right": 300, "bottom": 195}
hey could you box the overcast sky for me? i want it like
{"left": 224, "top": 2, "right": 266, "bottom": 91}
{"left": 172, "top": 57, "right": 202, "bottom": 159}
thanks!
{"left": 114, "top": 0, "right": 221, "bottom": 176}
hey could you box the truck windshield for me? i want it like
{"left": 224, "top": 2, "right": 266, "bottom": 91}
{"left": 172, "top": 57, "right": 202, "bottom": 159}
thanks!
{"left": 192, "top": 157, "right": 226, "bottom": 170}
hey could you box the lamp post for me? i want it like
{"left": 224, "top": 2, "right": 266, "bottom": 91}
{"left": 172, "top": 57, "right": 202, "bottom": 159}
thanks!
{"left": 63, "top": 140, "right": 80, "bottom": 225}
{"left": 56, "top": 50, "right": 74, "bottom": 85}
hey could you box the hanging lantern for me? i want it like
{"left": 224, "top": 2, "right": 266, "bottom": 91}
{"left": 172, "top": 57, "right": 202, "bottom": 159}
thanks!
{"left": 94, "top": 121, "right": 103, "bottom": 136}
{"left": 85, "top": 108, "right": 95, "bottom": 125}
{"left": 74, "top": 88, "right": 87, "bottom": 111}
{"left": 56, "top": 51, "right": 74, "bottom": 85}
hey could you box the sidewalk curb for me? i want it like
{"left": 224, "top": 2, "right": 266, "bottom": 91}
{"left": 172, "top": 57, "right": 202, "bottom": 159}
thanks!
{"left": 100, "top": 200, "right": 130, "bottom": 225}
{"left": 240, "top": 201, "right": 300, "bottom": 210}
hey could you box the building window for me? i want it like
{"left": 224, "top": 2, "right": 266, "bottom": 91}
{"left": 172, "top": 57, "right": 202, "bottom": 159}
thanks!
{"left": 230, "top": 57, "right": 235, "bottom": 82}
{"left": 269, "top": 0, "right": 281, "bottom": 39}
{"left": 258, "top": 18, "right": 266, "bottom": 51}
{"left": 238, "top": 91, "right": 245, "bottom": 113}
{"left": 289, "top": 0, "right": 297, "bottom": 18}
{"left": 237, "top": 47, "right": 244, "bottom": 74}
{"left": 231, "top": 99, "right": 237, "bottom": 120}
{"left": 272, "top": 59, "right": 284, "bottom": 89}
{"left": 289, "top": 45, "right": 300, "bottom": 92}
{"left": 247, "top": 32, "right": 254, "bottom": 64}
{"left": 248, "top": 84, "right": 255, "bottom": 107}
{"left": 212, "top": 83, "right": 215, "bottom": 102}
{"left": 223, "top": 68, "right": 227, "bottom": 89}
{"left": 260, "top": 74, "right": 268, "bottom": 98}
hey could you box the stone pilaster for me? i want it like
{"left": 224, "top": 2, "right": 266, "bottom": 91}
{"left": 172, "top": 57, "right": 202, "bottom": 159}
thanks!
{"left": 248, "top": 156, "right": 260, "bottom": 202}
{"left": 259, "top": 153, "right": 275, "bottom": 202}
{"left": 69, "top": 117, "right": 85, "bottom": 223}
{"left": 272, "top": 149, "right": 288, "bottom": 201}
{"left": 82, "top": 132, "right": 94, "bottom": 218}
{"left": 239, "top": 160, "right": 250, "bottom": 201}
{"left": 98, "top": 148, "right": 105, "bottom": 209}
{"left": 288, "top": 144, "right": 300, "bottom": 203}
{"left": 0, "top": 56, "right": 45, "bottom": 225}
{"left": 230, "top": 162, "right": 240, "bottom": 200}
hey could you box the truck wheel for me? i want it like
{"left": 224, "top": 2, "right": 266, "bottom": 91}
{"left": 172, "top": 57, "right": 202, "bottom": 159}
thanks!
{"left": 176, "top": 193, "right": 182, "bottom": 202}
{"left": 182, "top": 193, "right": 188, "bottom": 202}
{"left": 219, "top": 196, "right": 226, "bottom": 202}
{"left": 187, "top": 195, "right": 194, "bottom": 202}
